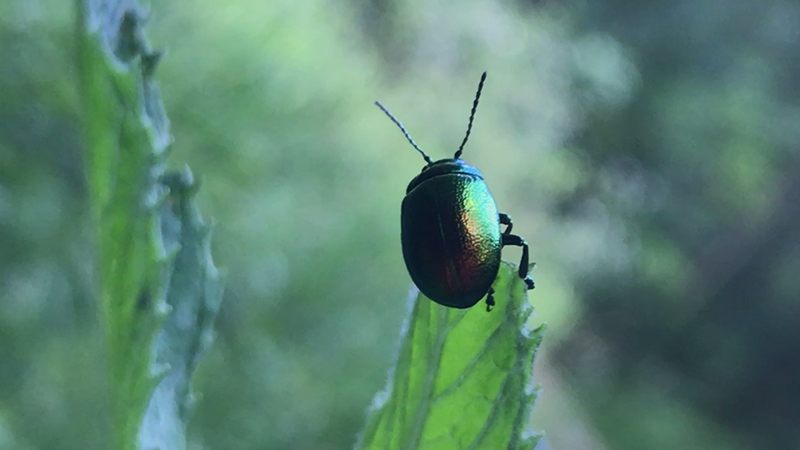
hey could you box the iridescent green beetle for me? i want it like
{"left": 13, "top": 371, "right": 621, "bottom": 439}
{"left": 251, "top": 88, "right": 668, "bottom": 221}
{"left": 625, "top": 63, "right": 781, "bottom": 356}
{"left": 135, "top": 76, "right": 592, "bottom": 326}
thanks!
{"left": 376, "top": 72, "right": 535, "bottom": 312}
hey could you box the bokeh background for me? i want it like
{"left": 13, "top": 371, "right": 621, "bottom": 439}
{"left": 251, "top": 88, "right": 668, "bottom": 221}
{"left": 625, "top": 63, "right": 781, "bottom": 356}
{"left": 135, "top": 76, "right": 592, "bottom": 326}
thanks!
{"left": 3, "top": 0, "right": 800, "bottom": 449}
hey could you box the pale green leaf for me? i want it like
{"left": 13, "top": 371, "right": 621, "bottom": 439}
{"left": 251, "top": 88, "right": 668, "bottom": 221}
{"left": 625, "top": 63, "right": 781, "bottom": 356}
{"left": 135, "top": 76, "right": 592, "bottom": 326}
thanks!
{"left": 356, "top": 262, "right": 545, "bottom": 450}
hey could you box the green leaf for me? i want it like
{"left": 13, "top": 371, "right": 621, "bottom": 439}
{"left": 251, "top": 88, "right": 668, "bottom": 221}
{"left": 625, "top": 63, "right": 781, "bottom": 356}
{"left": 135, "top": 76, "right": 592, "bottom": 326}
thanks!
{"left": 138, "top": 168, "right": 224, "bottom": 450}
{"left": 355, "top": 262, "right": 545, "bottom": 450}
{"left": 76, "top": 2, "right": 222, "bottom": 449}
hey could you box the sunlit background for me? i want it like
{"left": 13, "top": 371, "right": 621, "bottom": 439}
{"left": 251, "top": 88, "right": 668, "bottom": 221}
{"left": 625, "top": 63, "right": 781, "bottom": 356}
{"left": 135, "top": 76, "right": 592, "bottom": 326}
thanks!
{"left": 3, "top": 0, "right": 800, "bottom": 449}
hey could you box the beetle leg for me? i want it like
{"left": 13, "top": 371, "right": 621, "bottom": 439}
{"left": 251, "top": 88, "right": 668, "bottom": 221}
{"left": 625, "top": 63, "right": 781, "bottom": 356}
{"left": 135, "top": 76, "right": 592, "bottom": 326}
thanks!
{"left": 501, "top": 234, "right": 535, "bottom": 290}
{"left": 499, "top": 213, "right": 513, "bottom": 235}
{"left": 485, "top": 287, "right": 496, "bottom": 312}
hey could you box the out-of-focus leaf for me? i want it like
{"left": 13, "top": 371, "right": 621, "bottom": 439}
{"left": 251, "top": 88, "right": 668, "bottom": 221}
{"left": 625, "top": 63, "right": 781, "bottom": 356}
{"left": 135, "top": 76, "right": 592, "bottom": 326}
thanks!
{"left": 76, "top": 1, "right": 222, "bottom": 449}
{"left": 77, "top": 3, "right": 170, "bottom": 448}
{"left": 356, "top": 261, "right": 545, "bottom": 450}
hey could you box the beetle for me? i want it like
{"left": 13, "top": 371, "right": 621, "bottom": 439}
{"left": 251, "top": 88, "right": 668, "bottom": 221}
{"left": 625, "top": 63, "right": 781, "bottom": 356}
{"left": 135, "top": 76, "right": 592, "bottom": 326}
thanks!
{"left": 375, "top": 72, "right": 535, "bottom": 312}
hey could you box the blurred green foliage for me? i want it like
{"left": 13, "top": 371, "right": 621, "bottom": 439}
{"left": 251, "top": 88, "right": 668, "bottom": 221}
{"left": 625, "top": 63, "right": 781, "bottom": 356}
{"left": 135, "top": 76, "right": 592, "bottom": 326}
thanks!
{"left": 2, "top": 0, "right": 799, "bottom": 449}
{"left": 553, "top": 1, "right": 800, "bottom": 449}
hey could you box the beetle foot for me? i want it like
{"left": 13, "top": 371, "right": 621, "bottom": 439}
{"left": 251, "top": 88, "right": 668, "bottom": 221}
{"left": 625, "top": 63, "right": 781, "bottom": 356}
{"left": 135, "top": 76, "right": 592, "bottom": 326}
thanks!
{"left": 485, "top": 288, "right": 496, "bottom": 312}
{"left": 523, "top": 275, "right": 535, "bottom": 290}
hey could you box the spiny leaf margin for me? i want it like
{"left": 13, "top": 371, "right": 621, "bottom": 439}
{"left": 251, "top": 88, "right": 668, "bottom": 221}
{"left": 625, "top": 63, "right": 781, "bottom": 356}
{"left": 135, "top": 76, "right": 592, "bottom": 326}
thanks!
{"left": 76, "top": 1, "right": 223, "bottom": 449}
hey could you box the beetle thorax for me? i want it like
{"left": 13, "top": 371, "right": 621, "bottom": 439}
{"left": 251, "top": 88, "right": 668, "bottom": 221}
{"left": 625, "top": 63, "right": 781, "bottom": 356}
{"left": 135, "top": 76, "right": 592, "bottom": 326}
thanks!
{"left": 406, "top": 158, "right": 485, "bottom": 194}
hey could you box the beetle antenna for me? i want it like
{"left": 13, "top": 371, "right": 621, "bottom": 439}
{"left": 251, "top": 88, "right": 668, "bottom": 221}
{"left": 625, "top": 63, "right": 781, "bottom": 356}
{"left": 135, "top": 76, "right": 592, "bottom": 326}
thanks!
{"left": 454, "top": 71, "right": 487, "bottom": 160}
{"left": 375, "top": 100, "right": 433, "bottom": 165}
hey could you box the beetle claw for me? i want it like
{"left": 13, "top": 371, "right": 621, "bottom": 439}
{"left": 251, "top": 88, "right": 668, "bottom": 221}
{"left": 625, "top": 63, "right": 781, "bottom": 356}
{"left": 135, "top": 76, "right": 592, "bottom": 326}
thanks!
{"left": 485, "top": 287, "right": 496, "bottom": 312}
{"left": 523, "top": 276, "right": 535, "bottom": 290}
